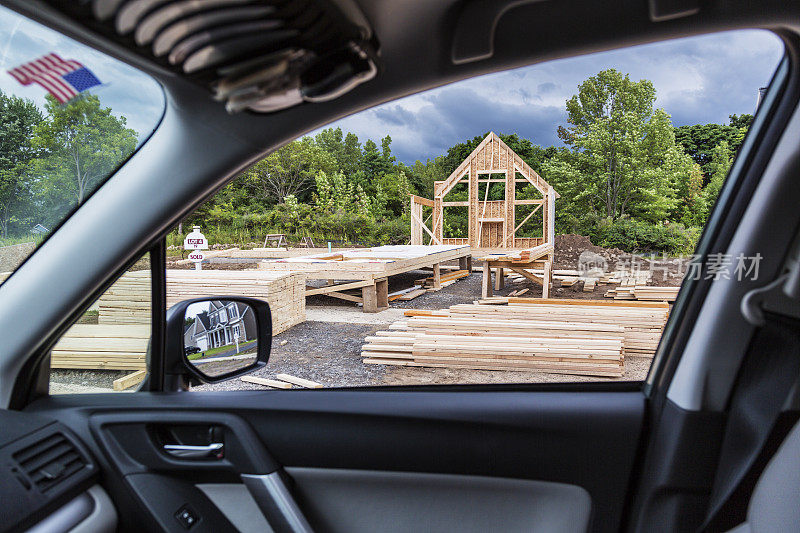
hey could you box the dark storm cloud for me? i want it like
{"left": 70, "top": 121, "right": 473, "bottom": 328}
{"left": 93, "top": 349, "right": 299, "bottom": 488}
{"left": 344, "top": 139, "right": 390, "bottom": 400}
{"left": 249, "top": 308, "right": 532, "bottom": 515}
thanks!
{"left": 316, "top": 30, "right": 784, "bottom": 164}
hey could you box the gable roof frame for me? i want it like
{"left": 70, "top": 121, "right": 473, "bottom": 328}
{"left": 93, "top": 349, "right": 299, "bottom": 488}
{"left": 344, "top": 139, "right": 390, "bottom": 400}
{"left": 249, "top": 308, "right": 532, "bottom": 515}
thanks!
{"left": 436, "top": 132, "right": 559, "bottom": 199}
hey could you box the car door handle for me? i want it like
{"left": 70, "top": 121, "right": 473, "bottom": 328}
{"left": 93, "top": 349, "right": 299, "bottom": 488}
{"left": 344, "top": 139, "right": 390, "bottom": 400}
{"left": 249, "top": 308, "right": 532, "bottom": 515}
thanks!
{"left": 163, "top": 443, "right": 224, "bottom": 458}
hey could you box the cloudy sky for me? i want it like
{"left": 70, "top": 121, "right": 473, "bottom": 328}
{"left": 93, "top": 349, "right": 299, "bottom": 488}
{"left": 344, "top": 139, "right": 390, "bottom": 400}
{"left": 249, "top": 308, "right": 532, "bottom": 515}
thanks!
{"left": 0, "top": 6, "right": 784, "bottom": 163}
{"left": 0, "top": 5, "right": 164, "bottom": 142}
{"left": 319, "top": 30, "right": 784, "bottom": 164}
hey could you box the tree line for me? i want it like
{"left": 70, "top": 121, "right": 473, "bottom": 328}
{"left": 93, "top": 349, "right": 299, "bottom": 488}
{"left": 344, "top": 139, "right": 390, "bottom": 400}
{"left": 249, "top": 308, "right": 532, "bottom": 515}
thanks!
{"left": 0, "top": 68, "right": 749, "bottom": 254}
{"left": 183, "top": 69, "right": 747, "bottom": 253}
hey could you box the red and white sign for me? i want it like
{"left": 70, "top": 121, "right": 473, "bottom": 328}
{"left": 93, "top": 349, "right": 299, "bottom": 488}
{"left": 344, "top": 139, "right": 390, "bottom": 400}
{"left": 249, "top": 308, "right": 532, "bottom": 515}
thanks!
{"left": 188, "top": 251, "right": 205, "bottom": 263}
{"left": 183, "top": 226, "right": 208, "bottom": 250}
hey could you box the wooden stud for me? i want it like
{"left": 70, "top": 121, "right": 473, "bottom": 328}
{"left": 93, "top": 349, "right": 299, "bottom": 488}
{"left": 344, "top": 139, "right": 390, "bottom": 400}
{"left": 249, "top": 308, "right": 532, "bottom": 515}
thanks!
{"left": 241, "top": 376, "right": 292, "bottom": 389}
{"left": 495, "top": 267, "right": 504, "bottom": 291}
{"left": 433, "top": 263, "right": 441, "bottom": 290}
{"left": 543, "top": 260, "right": 552, "bottom": 298}
{"left": 275, "top": 373, "right": 323, "bottom": 389}
{"left": 482, "top": 260, "right": 493, "bottom": 298}
{"left": 112, "top": 369, "right": 146, "bottom": 391}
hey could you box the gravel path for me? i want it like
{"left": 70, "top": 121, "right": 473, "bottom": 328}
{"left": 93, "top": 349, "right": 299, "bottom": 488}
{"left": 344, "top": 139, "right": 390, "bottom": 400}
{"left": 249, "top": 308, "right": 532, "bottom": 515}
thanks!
{"left": 195, "top": 321, "right": 385, "bottom": 390}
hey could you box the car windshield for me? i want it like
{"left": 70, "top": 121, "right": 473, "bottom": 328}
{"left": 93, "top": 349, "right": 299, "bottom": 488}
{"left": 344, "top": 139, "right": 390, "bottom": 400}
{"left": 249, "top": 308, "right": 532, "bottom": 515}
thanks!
{"left": 0, "top": 6, "right": 164, "bottom": 282}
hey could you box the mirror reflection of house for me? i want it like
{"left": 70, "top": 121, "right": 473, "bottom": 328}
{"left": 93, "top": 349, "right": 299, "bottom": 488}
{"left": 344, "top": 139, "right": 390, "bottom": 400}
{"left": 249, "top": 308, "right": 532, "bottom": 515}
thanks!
{"left": 184, "top": 300, "right": 256, "bottom": 351}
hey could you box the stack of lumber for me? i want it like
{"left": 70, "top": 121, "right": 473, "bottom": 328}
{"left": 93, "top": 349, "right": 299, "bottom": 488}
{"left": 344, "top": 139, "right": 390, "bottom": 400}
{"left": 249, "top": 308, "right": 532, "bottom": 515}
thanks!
{"left": 362, "top": 315, "right": 625, "bottom": 377}
{"left": 414, "top": 269, "right": 469, "bottom": 290}
{"left": 361, "top": 298, "right": 670, "bottom": 378}
{"left": 605, "top": 285, "right": 679, "bottom": 302}
{"left": 448, "top": 299, "right": 669, "bottom": 357}
{"left": 506, "top": 268, "right": 652, "bottom": 290}
{"left": 51, "top": 324, "right": 150, "bottom": 370}
{"left": 165, "top": 270, "right": 305, "bottom": 334}
{"left": 477, "top": 242, "right": 553, "bottom": 263}
{"left": 98, "top": 269, "right": 306, "bottom": 335}
{"left": 388, "top": 287, "right": 427, "bottom": 302}
{"left": 632, "top": 286, "right": 680, "bottom": 301}
{"left": 97, "top": 271, "right": 151, "bottom": 325}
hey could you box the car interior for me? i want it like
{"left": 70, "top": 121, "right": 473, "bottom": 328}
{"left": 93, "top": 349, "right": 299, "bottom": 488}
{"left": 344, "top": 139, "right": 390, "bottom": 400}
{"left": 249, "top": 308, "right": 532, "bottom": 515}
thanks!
{"left": 1, "top": 0, "right": 800, "bottom": 532}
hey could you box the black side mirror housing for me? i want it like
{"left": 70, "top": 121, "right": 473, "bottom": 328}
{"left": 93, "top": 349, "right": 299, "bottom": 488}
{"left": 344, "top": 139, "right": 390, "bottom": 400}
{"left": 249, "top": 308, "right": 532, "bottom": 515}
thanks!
{"left": 165, "top": 296, "right": 271, "bottom": 388}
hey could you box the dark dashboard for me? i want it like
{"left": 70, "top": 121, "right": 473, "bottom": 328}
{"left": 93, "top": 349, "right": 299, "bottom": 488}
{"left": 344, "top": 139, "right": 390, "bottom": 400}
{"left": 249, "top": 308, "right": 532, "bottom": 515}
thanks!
{"left": 0, "top": 409, "right": 110, "bottom": 532}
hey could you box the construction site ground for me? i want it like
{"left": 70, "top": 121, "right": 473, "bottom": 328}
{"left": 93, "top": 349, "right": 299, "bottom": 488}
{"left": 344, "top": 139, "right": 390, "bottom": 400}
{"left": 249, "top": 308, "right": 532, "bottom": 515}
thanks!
{"left": 51, "top": 235, "right": 684, "bottom": 392}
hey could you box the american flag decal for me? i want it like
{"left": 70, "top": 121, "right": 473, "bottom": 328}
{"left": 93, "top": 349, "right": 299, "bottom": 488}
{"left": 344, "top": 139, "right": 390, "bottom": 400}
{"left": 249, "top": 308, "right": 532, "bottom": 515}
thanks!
{"left": 7, "top": 53, "right": 101, "bottom": 104}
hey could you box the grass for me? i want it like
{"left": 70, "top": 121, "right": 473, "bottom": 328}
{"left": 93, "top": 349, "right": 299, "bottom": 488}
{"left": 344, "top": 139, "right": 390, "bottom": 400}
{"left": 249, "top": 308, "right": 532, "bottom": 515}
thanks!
{"left": 0, "top": 234, "right": 44, "bottom": 248}
{"left": 189, "top": 339, "right": 257, "bottom": 359}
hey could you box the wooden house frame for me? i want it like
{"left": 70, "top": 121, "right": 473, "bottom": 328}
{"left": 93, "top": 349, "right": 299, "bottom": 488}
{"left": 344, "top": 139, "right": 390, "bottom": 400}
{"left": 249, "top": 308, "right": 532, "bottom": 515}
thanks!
{"left": 410, "top": 132, "right": 559, "bottom": 250}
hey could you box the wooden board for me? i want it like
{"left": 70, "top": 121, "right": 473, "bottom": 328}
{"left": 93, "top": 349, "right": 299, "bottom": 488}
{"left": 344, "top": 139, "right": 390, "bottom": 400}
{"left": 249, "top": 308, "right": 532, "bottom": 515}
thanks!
{"left": 362, "top": 298, "right": 670, "bottom": 377}
{"left": 241, "top": 376, "right": 293, "bottom": 389}
{"left": 51, "top": 324, "right": 150, "bottom": 370}
{"left": 113, "top": 370, "right": 146, "bottom": 391}
{"left": 275, "top": 373, "right": 323, "bottom": 389}
{"left": 258, "top": 245, "right": 471, "bottom": 280}
{"left": 98, "top": 269, "right": 305, "bottom": 335}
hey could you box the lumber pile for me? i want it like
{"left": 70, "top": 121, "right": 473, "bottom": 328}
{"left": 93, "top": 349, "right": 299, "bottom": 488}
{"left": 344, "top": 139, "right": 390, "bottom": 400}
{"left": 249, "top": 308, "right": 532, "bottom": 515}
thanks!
{"left": 241, "top": 373, "right": 322, "bottom": 389}
{"left": 363, "top": 316, "right": 625, "bottom": 377}
{"left": 98, "top": 269, "right": 306, "bottom": 335}
{"left": 51, "top": 324, "right": 150, "bottom": 370}
{"left": 605, "top": 285, "right": 679, "bottom": 302}
{"left": 165, "top": 270, "right": 305, "bottom": 334}
{"left": 506, "top": 268, "right": 652, "bottom": 292}
{"left": 97, "top": 271, "right": 151, "bottom": 324}
{"left": 361, "top": 298, "right": 670, "bottom": 378}
{"left": 450, "top": 299, "right": 669, "bottom": 357}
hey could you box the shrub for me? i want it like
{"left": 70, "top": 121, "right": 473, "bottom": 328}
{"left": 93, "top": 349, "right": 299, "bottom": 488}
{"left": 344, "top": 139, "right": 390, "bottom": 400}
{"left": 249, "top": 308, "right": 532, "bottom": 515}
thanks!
{"left": 589, "top": 218, "right": 700, "bottom": 255}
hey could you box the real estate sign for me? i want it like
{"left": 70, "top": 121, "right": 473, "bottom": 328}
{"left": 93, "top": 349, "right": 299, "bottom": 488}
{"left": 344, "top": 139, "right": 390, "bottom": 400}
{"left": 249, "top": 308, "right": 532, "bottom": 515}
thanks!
{"left": 183, "top": 226, "right": 208, "bottom": 250}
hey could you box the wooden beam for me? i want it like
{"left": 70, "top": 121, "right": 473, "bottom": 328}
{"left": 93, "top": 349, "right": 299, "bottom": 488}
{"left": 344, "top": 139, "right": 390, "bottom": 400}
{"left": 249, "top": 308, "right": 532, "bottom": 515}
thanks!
{"left": 242, "top": 376, "right": 293, "bottom": 389}
{"left": 409, "top": 194, "right": 434, "bottom": 207}
{"left": 503, "top": 203, "right": 542, "bottom": 246}
{"left": 113, "top": 369, "right": 146, "bottom": 391}
{"left": 482, "top": 260, "right": 493, "bottom": 298}
{"left": 410, "top": 209, "right": 442, "bottom": 245}
{"left": 305, "top": 279, "right": 374, "bottom": 296}
{"left": 514, "top": 199, "right": 545, "bottom": 205}
{"left": 325, "top": 291, "right": 364, "bottom": 304}
{"left": 442, "top": 201, "right": 470, "bottom": 207}
{"left": 276, "top": 373, "right": 323, "bottom": 389}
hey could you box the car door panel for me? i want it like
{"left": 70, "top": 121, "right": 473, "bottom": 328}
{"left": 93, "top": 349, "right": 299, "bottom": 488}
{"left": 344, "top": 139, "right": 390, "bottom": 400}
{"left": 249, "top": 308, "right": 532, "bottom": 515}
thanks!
{"left": 286, "top": 467, "right": 591, "bottom": 533}
{"left": 27, "top": 389, "right": 644, "bottom": 533}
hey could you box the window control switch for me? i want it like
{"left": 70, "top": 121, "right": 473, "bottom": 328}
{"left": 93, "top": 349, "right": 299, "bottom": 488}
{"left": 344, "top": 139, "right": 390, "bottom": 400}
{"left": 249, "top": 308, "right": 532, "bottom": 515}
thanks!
{"left": 175, "top": 505, "right": 199, "bottom": 529}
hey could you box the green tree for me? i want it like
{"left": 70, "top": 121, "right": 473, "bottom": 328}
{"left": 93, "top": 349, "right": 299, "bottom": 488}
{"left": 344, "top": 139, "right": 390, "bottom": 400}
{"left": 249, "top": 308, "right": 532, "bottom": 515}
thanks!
{"left": 673, "top": 114, "right": 750, "bottom": 177}
{"left": 672, "top": 160, "right": 707, "bottom": 227}
{"left": 543, "top": 69, "right": 682, "bottom": 224}
{"left": 0, "top": 91, "right": 43, "bottom": 237}
{"left": 244, "top": 137, "right": 337, "bottom": 204}
{"left": 33, "top": 94, "right": 137, "bottom": 204}
{"left": 314, "top": 170, "right": 355, "bottom": 213}
{"left": 704, "top": 141, "right": 733, "bottom": 212}
{"left": 402, "top": 157, "right": 446, "bottom": 198}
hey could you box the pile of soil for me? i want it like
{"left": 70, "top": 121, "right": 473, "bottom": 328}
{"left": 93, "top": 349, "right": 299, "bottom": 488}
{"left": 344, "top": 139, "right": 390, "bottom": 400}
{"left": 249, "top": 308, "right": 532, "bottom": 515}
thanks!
{"left": 554, "top": 234, "right": 626, "bottom": 270}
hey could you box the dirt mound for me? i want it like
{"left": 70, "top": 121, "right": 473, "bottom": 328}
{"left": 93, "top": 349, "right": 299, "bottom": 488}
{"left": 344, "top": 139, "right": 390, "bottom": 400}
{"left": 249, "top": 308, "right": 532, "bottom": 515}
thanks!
{"left": 554, "top": 234, "right": 626, "bottom": 270}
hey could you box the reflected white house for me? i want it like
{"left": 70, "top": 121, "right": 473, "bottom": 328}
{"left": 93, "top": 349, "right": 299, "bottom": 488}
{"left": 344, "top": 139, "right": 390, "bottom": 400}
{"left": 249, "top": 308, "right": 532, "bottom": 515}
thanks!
{"left": 184, "top": 300, "right": 256, "bottom": 351}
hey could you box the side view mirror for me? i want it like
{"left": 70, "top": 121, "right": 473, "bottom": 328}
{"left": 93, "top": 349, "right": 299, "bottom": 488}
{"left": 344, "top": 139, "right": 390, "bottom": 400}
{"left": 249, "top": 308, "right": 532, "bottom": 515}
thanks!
{"left": 165, "top": 296, "right": 271, "bottom": 387}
